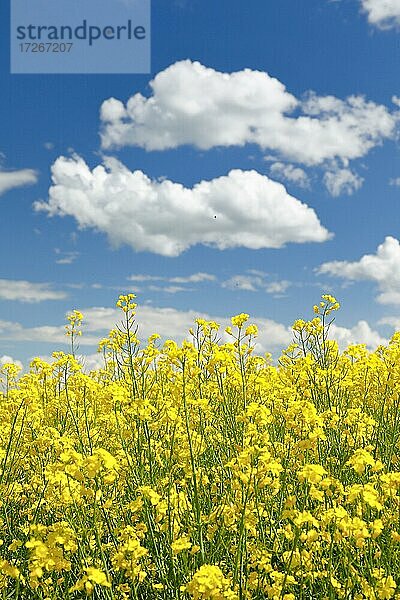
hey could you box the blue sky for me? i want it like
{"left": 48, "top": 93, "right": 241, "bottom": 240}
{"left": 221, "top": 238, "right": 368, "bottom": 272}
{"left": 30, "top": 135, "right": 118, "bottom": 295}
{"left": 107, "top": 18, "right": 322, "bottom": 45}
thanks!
{"left": 1, "top": 0, "right": 400, "bottom": 368}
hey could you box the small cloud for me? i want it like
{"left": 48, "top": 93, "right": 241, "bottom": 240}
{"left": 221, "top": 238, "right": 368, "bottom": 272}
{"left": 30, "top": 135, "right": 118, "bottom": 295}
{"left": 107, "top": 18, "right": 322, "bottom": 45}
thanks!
{"left": 148, "top": 285, "right": 192, "bottom": 294}
{"left": 223, "top": 275, "right": 259, "bottom": 292}
{"left": 265, "top": 281, "right": 291, "bottom": 295}
{"left": 392, "top": 96, "right": 400, "bottom": 108}
{"left": 247, "top": 269, "right": 268, "bottom": 277}
{"left": 222, "top": 272, "right": 291, "bottom": 296}
{"left": 269, "top": 162, "right": 310, "bottom": 189}
{"left": 0, "top": 168, "right": 38, "bottom": 196}
{"left": 54, "top": 249, "right": 80, "bottom": 265}
{"left": 0, "top": 279, "right": 66, "bottom": 303}
{"left": 126, "top": 272, "right": 216, "bottom": 294}
{"left": 44, "top": 142, "right": 54, "bottom": 150}
{"left": 127, "top": 274, "right": 165, "bottom": 283}
{"left": 0, "top": 355, "right": 23, "bottom": 370}
{"left": 323, "top": 168, "right": 363, "bottom": 197}
{"left": 169, "top": 273, "right": 216, "bottom": 284}
{"left": 263, "top": 154, "right": 279, "bottom": 163}
{"left": 389, "top": 177, "right": 400, "bottom": 186}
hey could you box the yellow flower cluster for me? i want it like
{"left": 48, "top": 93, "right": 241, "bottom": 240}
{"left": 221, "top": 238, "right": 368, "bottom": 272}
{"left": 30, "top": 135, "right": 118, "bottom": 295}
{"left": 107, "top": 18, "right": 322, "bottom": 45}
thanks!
{"left": 0, "top": 294, "right": 400, "bottom": 599}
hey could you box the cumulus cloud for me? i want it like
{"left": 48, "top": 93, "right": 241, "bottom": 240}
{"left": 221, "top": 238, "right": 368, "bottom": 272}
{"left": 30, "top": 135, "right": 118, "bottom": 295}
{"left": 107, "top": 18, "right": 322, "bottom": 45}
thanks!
{"left": 81, "top": 305, "right": 388, "bottom": 356}
{"left": 317, "top": 236, "right": 400, "bottom": 304}
{"left": 1, "top": 303, "right": 389, "bottom": 361}
{"left": 100, "top": 60, "right": 396, "bottom": 168}
{"left": 0, "top": 320, "right": 95, "bottom": 346}
{"left": 35, "top": 155, "right": 331, "bottom": 257}
{"left": 323, "top": 167, "right": 364, "bottom": 197}
{"left": 0, "top": 355, "right": 23, "bottom": 369}
{"left": 32, "top": 351, "right": 109, "bottom": 374}
{"left": 0, "top": 279, "right": 66, "bottom": 303}
{"left": 135, "top": 306, "right": 293, "bottom": 355}
{"left": 269, "top": 162, "right": 310, "bottom": 188}
{"left": 80, "top": 352, "right": 106, "bottom": 372}
{"left": 360, "top": 0, "right": 400, "bottom": 28}
{"left": 329, "top": 321, "right": 387, "bottom": 350}
{"left": 0, "top": 307, "right": 118, "bottom": 346}
{"left": 0, "top": 305, "right": 292, "bottom": 356}
{"left": 117, "top": 307, "right": 388, "bottom": 354}
{"left": 0, "top": 168, "right": 37, "bottom": 196}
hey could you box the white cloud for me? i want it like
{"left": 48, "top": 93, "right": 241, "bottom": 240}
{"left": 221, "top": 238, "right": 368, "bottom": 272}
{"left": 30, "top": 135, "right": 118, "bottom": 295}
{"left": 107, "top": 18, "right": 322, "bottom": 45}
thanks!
{"left": 170, "top": 273, "right": 216, "bottom": 284}
{"left": 222, "top": 272, "right": 290, "bottom": 296}
{"left": 389, "top": 177, "right": 400, "bottom": 186}
{"left": 126, "top": 273, "right": 216, "bottom": 294}
{"left": 129, "top": 270, "right": 289, "bottom": 296}
{"left": 379, "top": 316, "right": 400, "bottom": 328}
{"left": 128, "top": 275, "right": 164, "bottom": 282}
{"left": 0, "top": 355, "right": 23, "bottom": 369}
{"left": 100, "top": 60, "right": 396, "bottom": 167}
{"left": 318, "top": 236, "right": 400, "bottom": 304}
{"left": 0, "top": 168, "right": 37, "bottom": 196}
{"left": 80, "top": 352, "right": 106, "bottom": 372}
{"left": 135, "top": 308, "right": 386, "bottom": 355}
{"left": 35, "top": 155, "right": 331, "bottom": 257}
{"left": 0, "top": 280, "right": 67, "bottom": 303}
{"left": 148, "top": 285, "right": 192, "bottom": 294}
{"left": 31, "top": 351, "right": 106, "bottom": 374}
{"left": 376, "top": 291, "right": 400, "bottom": 304}
{"left": 0, "top": 320, "right": 92, "bottom": 346}
{"left": 360, "top": 0, "right": 400, "bottom": 28}
{"left": 269, "top": 162, "right": 310, "bottom": 188}
{"left": 329, "top": 321, "right": 387, "bottom": 350}
{"left": 54, "top": 249, "right": 80, "bottom": 265}
{"left": 127, "top": 272, "right": 216, "bottom": 284}
{"left": 223, "top": 275, "right": 260, "bottom": 292}
{"left": 1, "top": 303, "right": 389, "bottom": 362}
{"left": 0, "top": 306, "right": 117, "bottom": 346}
{"left": 323, "top": 167, "right": 364, "bottom": 197}
{"left": 0, "top": 305, "right": 292, "bottom": 356}
{"left": 135, "top": 306, "right": 292, "bottom": 354}
{"left": 265, "top": 281, "right": 291, "bottom": 295}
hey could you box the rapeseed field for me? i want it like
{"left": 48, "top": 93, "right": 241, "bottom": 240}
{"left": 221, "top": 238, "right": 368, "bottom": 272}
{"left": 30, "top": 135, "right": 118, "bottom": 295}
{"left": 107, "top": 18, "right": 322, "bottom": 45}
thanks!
{"left": 1, "top": 294, "right": 400, "bottom": 599}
